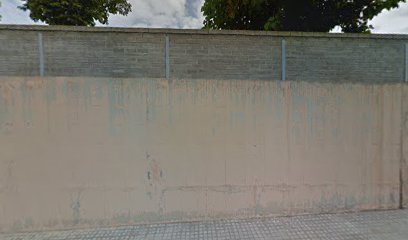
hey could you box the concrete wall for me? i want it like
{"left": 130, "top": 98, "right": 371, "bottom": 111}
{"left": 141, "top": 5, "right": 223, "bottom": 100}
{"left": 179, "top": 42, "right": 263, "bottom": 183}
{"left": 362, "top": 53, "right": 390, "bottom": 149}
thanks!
{"left": 0, "top": 77, "right": 403, "bottom": 232}
{"left": 0, "top": 25, "right": 407, "bottom": 82}
{"left": 1, "top": 25, "right": 408, "bottom": 233}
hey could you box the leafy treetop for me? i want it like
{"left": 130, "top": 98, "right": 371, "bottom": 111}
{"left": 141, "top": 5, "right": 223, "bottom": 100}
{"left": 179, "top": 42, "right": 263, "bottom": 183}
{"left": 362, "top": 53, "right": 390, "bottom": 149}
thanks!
{"left": 19, "top": 0, "right": 132, "bottom": 26}
{"left": 201, "top": 0, "right": 406, "bottom": 33}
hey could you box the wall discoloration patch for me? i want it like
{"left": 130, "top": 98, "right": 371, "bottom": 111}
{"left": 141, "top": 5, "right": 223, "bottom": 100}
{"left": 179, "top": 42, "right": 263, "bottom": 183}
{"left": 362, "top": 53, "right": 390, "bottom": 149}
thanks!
{"left": 70, "top": 190, "right": 84, "bottom": 225}
{"left": 145, "top": 152, "right": 165, "bottom": 213}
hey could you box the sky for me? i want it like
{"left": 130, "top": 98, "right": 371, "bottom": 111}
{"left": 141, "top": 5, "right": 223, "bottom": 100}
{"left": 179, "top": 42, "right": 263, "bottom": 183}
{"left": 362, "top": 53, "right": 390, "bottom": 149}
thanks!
{"left": 0, "top": 0, "right": 407, "bottom": 33}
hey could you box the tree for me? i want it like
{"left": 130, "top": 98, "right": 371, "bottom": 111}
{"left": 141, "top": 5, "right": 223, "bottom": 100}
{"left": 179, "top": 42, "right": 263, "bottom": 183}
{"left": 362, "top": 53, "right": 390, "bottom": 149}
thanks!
{"left": 202, "top": 0, "right": 406, "bottom": 33}
{"left": 19, "top": 0, "right": 132, "bottom": 26}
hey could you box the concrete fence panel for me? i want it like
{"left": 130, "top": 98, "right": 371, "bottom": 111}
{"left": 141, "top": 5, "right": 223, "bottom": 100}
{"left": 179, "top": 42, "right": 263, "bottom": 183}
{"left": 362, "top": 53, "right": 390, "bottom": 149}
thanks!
{"left": 1, "top": 25, "right": 408, "bottom": 82}
{"left": 0, "top": 77, "right": 402, "bottom": 232}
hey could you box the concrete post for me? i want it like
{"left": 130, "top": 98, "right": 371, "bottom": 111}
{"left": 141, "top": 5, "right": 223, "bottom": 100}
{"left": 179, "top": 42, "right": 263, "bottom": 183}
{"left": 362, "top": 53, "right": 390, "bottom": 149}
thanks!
{"left": 281, "top": 39, "right": 286, "bottom": 81}
{"left": 38, "top": 33, "right": 44, "bottom": 77}
{"left": 405, "top": 43, "right": 408, "bottom": 82}
{"left": 165, "top": 36, "right": 170, "bottom": 80}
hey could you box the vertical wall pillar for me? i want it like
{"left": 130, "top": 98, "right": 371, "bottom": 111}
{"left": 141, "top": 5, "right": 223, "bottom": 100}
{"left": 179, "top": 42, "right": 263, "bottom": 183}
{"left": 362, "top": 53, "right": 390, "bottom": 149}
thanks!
{"left": 281, "top": 39, "right": 286, "bottom": 81}
{"left": 405, "top": 43, "right": 408, "bottom": 82}
{"left": 402, "top": 43, "right": 408, "bottom": 209}
{"left": 165, "top": 35, "right": 170, "bottom": 80}
{"left": 402, "top": 77, "right": 408, "bottom": 209}
{"left": 38, "top": 33, "right": 44, "bottom": 77}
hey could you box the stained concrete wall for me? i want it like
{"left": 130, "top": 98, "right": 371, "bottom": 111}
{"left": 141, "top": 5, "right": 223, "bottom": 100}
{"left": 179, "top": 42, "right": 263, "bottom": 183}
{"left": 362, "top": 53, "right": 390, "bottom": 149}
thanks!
{"left": 0, "top": 25, "right": 407, "bottom": 82}
{"left": 401, "top": 85, "right": 408, "bottom": 209}
{"left": 0, "top": 77, "right": 403, "bottom": 233}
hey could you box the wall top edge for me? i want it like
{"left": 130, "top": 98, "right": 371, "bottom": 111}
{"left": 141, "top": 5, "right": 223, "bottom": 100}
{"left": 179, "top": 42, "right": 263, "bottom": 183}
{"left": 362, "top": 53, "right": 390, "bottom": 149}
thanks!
{"left": 1, "top": 24, "right": 408, "bottom": 40}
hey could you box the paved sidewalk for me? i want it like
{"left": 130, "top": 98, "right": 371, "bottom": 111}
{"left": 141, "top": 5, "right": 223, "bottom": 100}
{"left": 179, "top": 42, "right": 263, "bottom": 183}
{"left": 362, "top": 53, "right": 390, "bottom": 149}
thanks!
{"left": 2, "top": 210, "right": 408, "bottom": 240}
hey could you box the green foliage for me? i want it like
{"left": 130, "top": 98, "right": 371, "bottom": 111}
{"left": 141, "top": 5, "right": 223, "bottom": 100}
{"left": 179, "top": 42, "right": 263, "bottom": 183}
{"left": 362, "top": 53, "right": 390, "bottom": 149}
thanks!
{"left": 19, "top": 0, "right": 132, "bottom": 26}
{"left": 202, "top": 0, "right": 406, "bottom": 33}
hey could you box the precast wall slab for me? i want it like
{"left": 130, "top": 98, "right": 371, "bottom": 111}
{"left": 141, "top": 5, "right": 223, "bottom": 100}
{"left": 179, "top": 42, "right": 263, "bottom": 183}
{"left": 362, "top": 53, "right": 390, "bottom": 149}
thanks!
{"left": 0, "top": 25, "right": 407, "bottom": 82}
{"left": 0, "top": 77, "right": 403, "bottom": 232}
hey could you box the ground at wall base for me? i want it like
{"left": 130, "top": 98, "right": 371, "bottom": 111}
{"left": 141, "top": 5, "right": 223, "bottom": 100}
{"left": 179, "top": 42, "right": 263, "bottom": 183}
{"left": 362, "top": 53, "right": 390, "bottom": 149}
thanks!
{"left": 2, "top": 209, "right": 408, "bottom": 240}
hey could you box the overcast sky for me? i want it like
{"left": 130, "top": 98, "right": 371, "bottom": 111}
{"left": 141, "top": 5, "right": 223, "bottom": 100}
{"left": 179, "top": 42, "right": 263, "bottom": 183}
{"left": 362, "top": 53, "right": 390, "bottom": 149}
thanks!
{"left": 0, "top": 0, "right": 407, "bottom": 33}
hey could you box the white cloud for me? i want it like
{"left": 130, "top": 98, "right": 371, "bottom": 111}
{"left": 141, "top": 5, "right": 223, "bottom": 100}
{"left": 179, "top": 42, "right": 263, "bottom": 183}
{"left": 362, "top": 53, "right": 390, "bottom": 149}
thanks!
{"left": 0, "top": 0, "right": 407, "bottom": 33}
{"left": 0, "top": 0, "right": 39, "bottom": 25}
{"left": 105, "top": 0, "right": 204, "bottom": 28}
{"left": 369, "top": 2, "right": 408, "bottom": 33}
